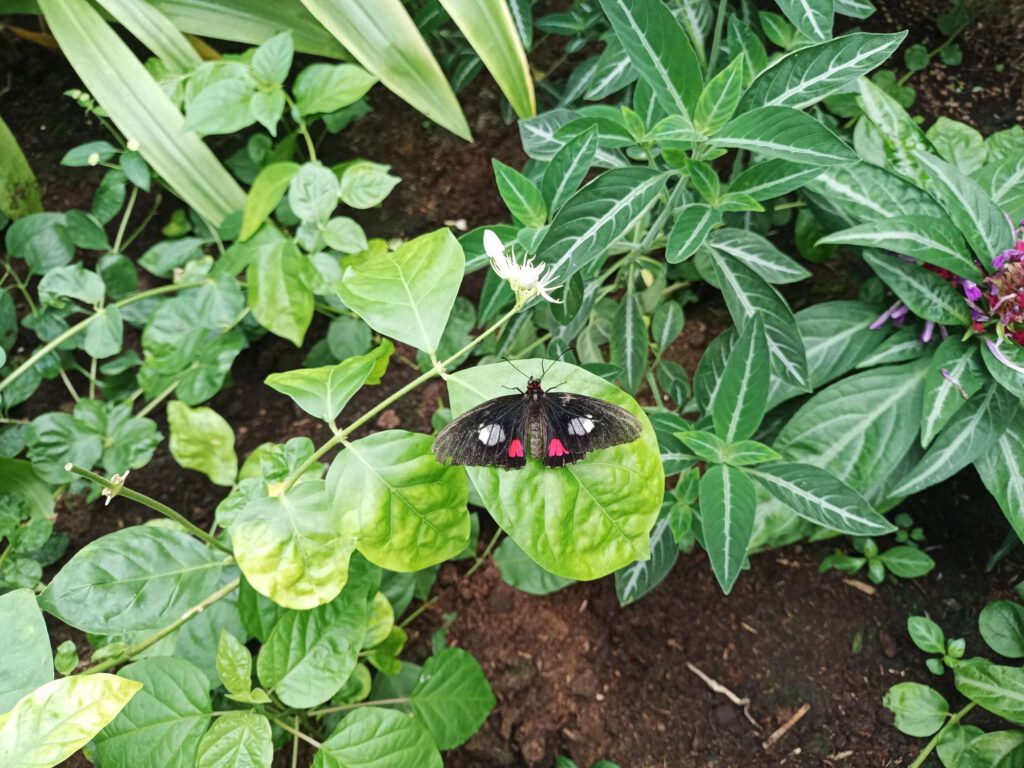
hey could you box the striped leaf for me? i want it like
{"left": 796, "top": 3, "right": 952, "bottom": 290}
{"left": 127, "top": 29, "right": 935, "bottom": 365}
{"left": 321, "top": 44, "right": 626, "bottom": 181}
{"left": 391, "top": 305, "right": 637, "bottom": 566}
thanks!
{"left": 729, "top": 159, "right": 822, "bottom": 201}
{"left": 666, "top": 203, "right": 720, "bottom": 263}
{"left": 804, "top": 162, "right": 944, "bottom": 227}
{"left": 700, "top": 464, "right": 756, "bottom": 594}
{"left": 708, "top": 228, "right": 810, "bottom": 284}
{"left": 94, "top": 0, "right": 201, "bottom": 72}
{"left": 976, "top": 411, "right": 1024, "bottom": 544}
{"left": 541, "top": 127, "right": 598, "bottom": 213}
{"left": 920, "top": 337, "right": 986, "bottom": 447}
{"left": 712, "top": 106, "right": 857, "bottom": 166}
{"left": 609, "top": 290, "right": 648, "bottom": 394}
{"left": 712, "top": 316, "right": 768, "bottom": 442}
{"left": 774, "top": 0, "right": 834, "bottom": 42}
{"left": 863, "top": 250, "right": 971, "bottom": 326}
{"left": 614, "top": 509, "right": 678, "bottom": 605}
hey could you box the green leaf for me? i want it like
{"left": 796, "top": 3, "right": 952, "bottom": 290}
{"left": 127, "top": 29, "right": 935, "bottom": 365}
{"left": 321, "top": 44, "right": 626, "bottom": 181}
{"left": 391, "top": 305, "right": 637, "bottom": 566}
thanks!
{"left": 1, "top": 674, "right": 141, "bottom": 767}
{"left": 711, "top": 316, "right": 768, "bottom": 442}
{"left": 711, "top": 107, "right": 857, "bottom": 166}
{"left": 908, "top": 615, "right": 946, "bottom": 654}
{"left": 322, "top": 217, "right": 368, "bottom": 254}
{"left": 740, "top": 32, "right": 905, "bottom": 110}
{"left": 409, "top": 648, "right": 495, "bottom": 749}
{"left": 957, "top": 731, "right": 1024, "bottom": 768}
{"left": 289, "top": 162, "right": 339, "bottom": 223}
{"left": 707, "top": 228, "right": 811, "bottom": 285}
{"left": 0, "top": 113, "right": 41, "bottom": 219}
{"left": 651, "top": 300, "right": 684, "bottom": 354}
{"left": 492, "top": 159, "right": 546, "bottom": 227}
{"left": 216, "top": 630, "right": 252, "bottom": 696}
{"left": 337, "top": 229, "right": 462, "bottom": 353}
{"left": 891, "top": 383, "right": 1018, "bottom": 497}
{"left": 914, "top": 150, "right": 1013, "bottom": 263}
{"left": 256, "top": 584, "right": 368, "bottom": 708}
{"left": 326, "top": 430, "right": 470, "bottom": 571}
{"left": 247, "top": 240, "right": 315, "bottom": 347}
{"left": 666, "top": 203, "right": 721, "bottom": 263}
{"left": 265, "top": 343, "right": 390, "bottom": 423}
{"left": 920, "top": 337, "right": 986, "bottom": 447}
{"left": 976, "top": 153, "right": 1024, "bottom": 223}
{"left": 722, "top": 440, "right": 781, "bottom": 466}
{"left": 729, "top": 160, "right": 822, "bottom": 202}
{"left": 493, "top": 537, "right": 576, "bottom": 595}
{"left": 711, "top": 250, "right": 809, "bottom": 390}
{"left": 184, "top": 78, "right": 258, "bottom": 136}
{"left": 774, "top": 0, "right": 833, "bottom": 41}
{"left": 536, "top": 167, "right": 666, "bottom": 281}
{"left": 294, "top": 63, "right": 377, "bottom": 116}
{"left": 5, "top": 213, "right": 73, "bottom": 273}
{"left": 878, "top": 546, "right": 935, "bottom": 578}
{"left": 95, "top": 657, "right": 210, "bottom": 768}
{"left": 976, "top": 411, "right": 1024, "bottom": 546}
{"left": 312, "top": 707, "right": 441, "bottom": 768}
{"left": 196, "top": 710, "right": 272, "bottom": 768}
{"left": 240, "top": 162, "right": 299, "bottom": 241}
{"left": 609, "top": 291, "right": 647, "bottom": 394}
{"left": 542, "top": 127, "right": 598, "bottom": 213}
{"left": 252, "top": 30, "right": 293, "bottom": 84}
{"left": 299, "top": 0, "right": 470, "bottom": 140}
{"left": 926, "top": 117, "right": 987, "bottom": 175}
{"left": 168, "top": 401, "right": 237, "bottom": 486}
{"left": 857, "top": 77, "right": 931, "bottom": 183}
{"left": 980, "top": 601, "right": 1024, "bottom": 659}
{"left": 804, "top": 162, "right": 944, "bottom": 226}
{"left": 863, "top": 250, "right": 970, "bottom": 326}
{"left": 448, "top": 360, "right": 663, "bottom": 580}
{"left": 676, "top": 430, "right": 727, "bottom": 464}
{"left": 700, "top": 463, "right": 756, "bottom": 594}
{"left": 38, "top": 263, "right": 105, "bottom": 307}
{"left": 337, "top": 160, "right": 400, "bottom": 209}
{"left": 747, "top": 462, "right": 892, "bottom": 536}
{"left": 232, "top": 481, "right": 356, "bottom": 610}
{"left": 956, "top": 659, "right": 1024, "bottom": 723}
{"left": 614, "top": 509, "right": 678, "bottom": 605}
{"left": 40, "top": 525, "right": 221, "bottom": 633}
{"left": 39, "top": 0, "right": 245, "bottom": 225}
{"left": 596, "top": 0, "right": 703, "bottom": 119}
{"left": 694, "top": 54, "right": 745, "bottom": 135}
{"left": 0, "top": 590, "right": 52, "bottom": 712}
{"left": 883, "top": 682, "right": 948, "bottom": 737}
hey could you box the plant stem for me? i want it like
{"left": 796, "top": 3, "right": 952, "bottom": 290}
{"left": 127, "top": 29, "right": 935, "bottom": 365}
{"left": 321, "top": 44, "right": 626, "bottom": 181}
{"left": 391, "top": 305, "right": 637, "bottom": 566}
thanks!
{"left": 135, "top": 378, "right": 181, "bottom": 420}
{"left": 0, "top": 281, "right": 206, "bottom": 396}
{"left": 65, "top": 464, "right": 233, "bottom": 554}
{"left": 88, "top": 356, "right": 98, "bottom": 400}
{"left": 308, "top": 697, "right": 410, "bottom": 718}
{"left": 113, "top": 186, "right": 138, "bottom": 254}
{"left": 291, "top": 717, "right": 300, "bottom": 768}
{"left": 706, "top": 0, "right": 729, "bottom": 75}
{"left": 2, "top": 260, "right": 37, "bottom": 316}
{"left": 270, "top": 716, "right": 322, "bottom": 749}
{"left": 464, "top": 529, "right": 501, "bottom": 579}
{"left": 398, "top": 595, "right": 439, "bottom": 630}
{"left": 58, "top": 368, "right": 80, "bottom": 403}
{"left": 121, "top": 191, "right": 163, "bottom": 252}
{"left": 909, "top": 702, "right": 975, "bottom": 768}
{"left": 83, "top": 577, "right": 240, "bottom": 674}
{"left": 282, "top": 305, "right": 522, "bottom": 492}
{"left": 284, "top": 93, "right": 317, "bottom": 162}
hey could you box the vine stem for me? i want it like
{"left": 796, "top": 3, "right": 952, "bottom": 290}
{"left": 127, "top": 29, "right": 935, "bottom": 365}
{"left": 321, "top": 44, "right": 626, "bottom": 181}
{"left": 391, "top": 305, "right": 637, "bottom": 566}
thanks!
{"left": 464, "top": 529, "right": 501, "bottom": 579}
{"left": 398, "top": 596, "right": 438, "bottom": 630}
{"left": 909, "top": 702, "right": 975, "bottom": 768}
{"left": 65, "top": 464, "right": 232, "bottom": 554}
{"left": 83, "top": 577, "right": 241, "bottom": 674}
{"left": 0, "top": 281, "right": 207, "bottom": 396}
{"left": 282, "top": 304, "right": 522, "bottom": 492}
{"left": 308, "top": 697, "right": 410, "bottom": 718}
{"left": 270, "top": 716, "right": 322, "bottom": 749}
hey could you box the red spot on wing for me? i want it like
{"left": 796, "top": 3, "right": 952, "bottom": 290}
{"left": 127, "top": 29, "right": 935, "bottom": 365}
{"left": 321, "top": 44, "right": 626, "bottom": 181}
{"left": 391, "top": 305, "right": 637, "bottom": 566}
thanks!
{"left": 508, "top": 438, "right": 524, "bottom": 458}
{"left": 548, "top": 438, "right": 569, "bottom": 457}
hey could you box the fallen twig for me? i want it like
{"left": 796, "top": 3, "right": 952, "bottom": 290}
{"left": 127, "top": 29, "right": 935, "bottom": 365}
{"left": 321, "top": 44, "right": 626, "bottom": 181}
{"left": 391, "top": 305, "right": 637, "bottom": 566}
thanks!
{"left": 843, "top": 578, "right": 877, "bottom": 596}
{"left": 686, "top": 662, "right": 762, "bottom": 733}
{"left": 762, "top": 702, "right": 811, "bottom": 751}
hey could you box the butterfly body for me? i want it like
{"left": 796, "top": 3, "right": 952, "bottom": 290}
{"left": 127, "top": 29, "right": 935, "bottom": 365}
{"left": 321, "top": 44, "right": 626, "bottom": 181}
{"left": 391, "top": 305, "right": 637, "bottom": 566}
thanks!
{"left": 433, "top": 376, "right": 642, "bottom": 469}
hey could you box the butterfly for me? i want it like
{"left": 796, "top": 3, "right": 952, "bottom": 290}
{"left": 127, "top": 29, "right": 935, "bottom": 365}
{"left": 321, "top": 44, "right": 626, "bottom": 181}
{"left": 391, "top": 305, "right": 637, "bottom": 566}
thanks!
{"left": 432, "top": 363, "right": 642, "bottom": 469}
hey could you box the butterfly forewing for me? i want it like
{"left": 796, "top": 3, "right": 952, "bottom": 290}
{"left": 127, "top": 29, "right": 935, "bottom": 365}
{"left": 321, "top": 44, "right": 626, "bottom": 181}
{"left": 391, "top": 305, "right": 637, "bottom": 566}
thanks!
{"left": 540, "top": 392, "right": 642, "bottom": 467}
{"left": 433, "top": 394, "right": 530, "bottom": 469}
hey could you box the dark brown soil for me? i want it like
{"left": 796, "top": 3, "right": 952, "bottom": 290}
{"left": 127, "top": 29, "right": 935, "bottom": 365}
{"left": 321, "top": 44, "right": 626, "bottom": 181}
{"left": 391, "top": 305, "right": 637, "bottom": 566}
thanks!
{"left": 2, "top": 5, "right": 1023, "bottom": 768}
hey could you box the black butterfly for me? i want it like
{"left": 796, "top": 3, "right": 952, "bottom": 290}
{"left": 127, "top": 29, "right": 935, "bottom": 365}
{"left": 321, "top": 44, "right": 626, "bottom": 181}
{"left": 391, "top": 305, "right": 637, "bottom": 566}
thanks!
{"left": 433, "top": 366, "right": 642, "bottom": 469}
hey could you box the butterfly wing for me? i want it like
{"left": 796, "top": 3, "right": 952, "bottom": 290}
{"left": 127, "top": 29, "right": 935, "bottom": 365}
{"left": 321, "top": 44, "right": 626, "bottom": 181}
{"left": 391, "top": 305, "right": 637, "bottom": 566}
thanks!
{"left": 432, "top": 394, "right": 530, "bottom": 469}
{"left": 540, "top": 392, "right": 642, "bottom": 468}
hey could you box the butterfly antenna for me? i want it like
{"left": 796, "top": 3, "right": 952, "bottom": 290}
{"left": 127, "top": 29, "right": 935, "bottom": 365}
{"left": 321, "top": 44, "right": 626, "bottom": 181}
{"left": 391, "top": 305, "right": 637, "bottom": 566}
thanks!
{"left": 539, "top": 346, "right": 573, "bottom": 382}
{"left": 502, "top": 357, "right": 529, "bottom": 379}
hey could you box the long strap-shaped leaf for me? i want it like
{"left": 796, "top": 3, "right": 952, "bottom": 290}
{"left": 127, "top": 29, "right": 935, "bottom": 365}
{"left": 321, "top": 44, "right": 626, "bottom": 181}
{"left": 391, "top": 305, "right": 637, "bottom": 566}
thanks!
{"left": 438, "top": 0, "right": 535, "bottom": 118}
{"left": 299, "top": 0, "right": 471, "bottom": 140}
{"left": 39, "top": 0, "right": 246, "bottom": 226}
{"left": 94, "top": 0, "right": 201, "bottom": 72}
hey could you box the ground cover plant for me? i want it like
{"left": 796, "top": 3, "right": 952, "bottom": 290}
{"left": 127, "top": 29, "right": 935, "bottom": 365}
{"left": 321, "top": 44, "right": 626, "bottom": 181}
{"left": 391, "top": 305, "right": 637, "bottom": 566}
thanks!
{"left": 1, "top": 0, "right": 1023, "bottom": 766}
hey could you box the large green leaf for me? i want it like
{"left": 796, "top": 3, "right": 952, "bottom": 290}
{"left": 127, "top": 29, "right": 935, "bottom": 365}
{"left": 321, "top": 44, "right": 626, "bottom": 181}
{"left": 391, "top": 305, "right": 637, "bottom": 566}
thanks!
{"left": 409, "top": 648, "right": 495, "bottom": 749}
{"left": 326, "top": 430, "right": 470, "bottom": 571}
{"left": 439, "top": 0, "right": 535, "bottom": 118}
{"left": 700, "top": 463, "right": 756, "bottom": 594}
{"left": 708, "top": 228, "right": 810, "bottom": 284}
{"left": 299, "top": 0, "right": 470, "bottom": 140}
{"left": 312, "top": 707, "right": 441, "bottom": 768}
{"left": 535, "top": 167, "right": 666, "bottom": 281}
{"left": 95, "top": 658, "right": 210, "bottom": 768}
{"left": 740, "top": 32, "right": 905, "bottom": 110}
{"left": 955, "top": 660, "right": 1024, "bottom": 724}
{"left": 857, "top": 77, "right": 931, "bottom": 184}
{"left": 447, "top": 361, "right": 663, "bottom": 580}
{"left": 541, "top": 127, "right": 598, "bottom": 214}
{"left": 863, "top": 250, "right": 971, "bottom": 326}
{"left": 40, "top": 526, "right": 222, "bottom": 633}
{"left": 0, "top": 675, "right": 141, "bottom": 767}
{"left": 976, "top": 411, "right": 1024, "bottom": 545}
{"left": 920, "top": 337, "right": 986, "bottom": 447}
{"left": 492, "top": 537, "right": 576, "bottom": 595}
{"left": 596, "top": 0, "right": 702, "bottom": 119}
{"left": 976, "top": 153, "right": 1024, "bottom": 223}
{"left": 39, "top": 0, "right": 245, "bottom": 225}
{"left": 168, "top": 401, "right": 238, "bottom": 487}
{"left": 196, "top": 711, "right": 272, "bottom": 768}
{"left": 980, "top": 601, "right": 1024, "bottom": 660}
{"left": 256, "top": 585, "right": 368, "bottom": 708}
{"left": 883, "top": 682, "right": 948, "bottom": 738}
{"left": 232, "top": 480, "right": 356, "bottom": 610}
{"left": 609, "top": 290, "right": 647, "bottom": 394}
{"left": 728, "top": 159, "right": 822, "bottom": 201}
{"left": 711, "top": 107, "right": 857, "bottom": 166}
{"left": 337, "top": 229, "right": 463, "bottom": 354}
{"left": 247, "top": 240, "right": 315, "bottom": 347}
{"left": 712, "top": 316, "right": 768, "bottom": 442}
{"left": 957, "top": 731, "right": 1024, "bottom": 768}
{"left": 803, "top": 162, "right": 944, "bottom": 226}
{"left": 94, "top": 0, "right": 201, "bottom": 71}
{"left": 0, "top": 112, "right": 42, "bottom": 219}
{"left": 774, "top": 0, "right": 834, "bottom": 41}
{"left": 0, "top": 590, "right": 52, "bottom": 713}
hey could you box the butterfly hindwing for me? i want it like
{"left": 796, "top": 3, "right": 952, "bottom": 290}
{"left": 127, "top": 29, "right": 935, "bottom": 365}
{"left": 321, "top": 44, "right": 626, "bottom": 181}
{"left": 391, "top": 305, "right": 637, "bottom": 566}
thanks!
{"left": 432, "top": 394, "right": 530, "bottom": 469}
{"left": 540, "top": 392, "right": 642, "bottom": 468}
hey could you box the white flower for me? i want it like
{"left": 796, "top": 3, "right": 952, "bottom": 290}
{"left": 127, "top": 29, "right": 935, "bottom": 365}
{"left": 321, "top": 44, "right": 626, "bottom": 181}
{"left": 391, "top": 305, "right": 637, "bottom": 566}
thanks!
{"left": 484, "top": 229, "right": 561, "bottom": 307}
{"left": 126, "top": 138, "right": 140, "bottom": 152}
{"left": 87, "top": 152, "right": 101, "bottom": 166}
{"left": 102, "top": 470, "right": 130, "bottom": 506}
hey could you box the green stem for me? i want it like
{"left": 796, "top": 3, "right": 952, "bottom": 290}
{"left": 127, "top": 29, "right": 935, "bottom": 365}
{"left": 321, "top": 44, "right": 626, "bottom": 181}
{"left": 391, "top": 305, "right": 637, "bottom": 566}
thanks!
{"left": 2, "top": 260, "right": 37, "bottom": 316}
{"left": 309, "top": 697, "right": 410, "bottom": 718}
{"left": 706, "top": 0, "right": 729, "bottom": 75}
{"left": 398, "top": 595, "right": 438, "bottom": 630}
{"left": 646, "top": 369, "right": 665, "bottom": 409}
{"left": 121, "top": 191, "right": 163, "bottom": 252}
{"left": 0, "top": 543, "right": 10, "bottom": 570}
{"left": 291, "top": 717, "right": 300, "bottom": 768}
{"left": 66, "top": 464, "right": 232, "bottom": 554}
{"left": 464, "top": 529, "right": 501, "bottom": 579}
{"left": 909, "top": 703, "right": 975, "bottom": 768}
{"left": 284, "top": 93, "right": 317, "bottom": 162}
{"left": 270, "top": 716, "right": 322, "bottom": 749}
{"left": 0, "top": 281, "right": 206, "bottom": 396}
{"left": 83, "top": 577, "right": 240, "bottom": 674}
{"left": 282, "top": 305, "right": 523, "bottom": 492}
{"left": 135, "top": 378, "right": 181, "bottom": 420}
{"left": 88, "top": 356, "right": 98, "bottom": 401}
{"left": 113, "top": 186, "right": 138, "bottom": 254}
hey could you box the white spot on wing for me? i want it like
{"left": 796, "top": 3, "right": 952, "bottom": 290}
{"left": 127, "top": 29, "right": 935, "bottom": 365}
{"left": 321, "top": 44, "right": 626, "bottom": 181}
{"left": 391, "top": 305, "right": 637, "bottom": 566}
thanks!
{"left": 567, "top": 417, "right": 595, "bottom": 436}
{"left": 478, "top": 423, "right": 505, "bottom": 446}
